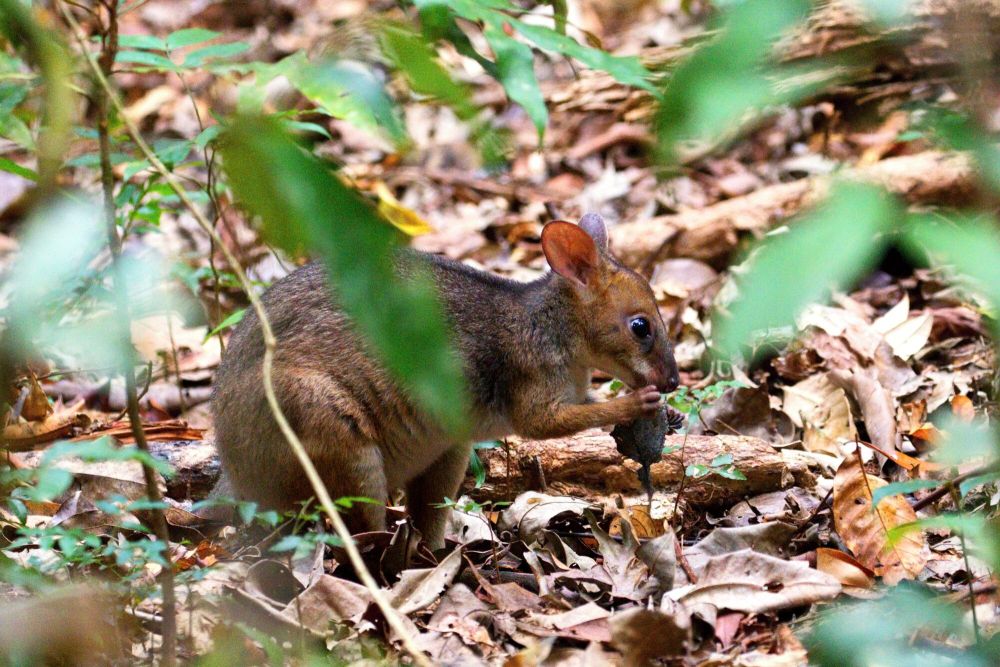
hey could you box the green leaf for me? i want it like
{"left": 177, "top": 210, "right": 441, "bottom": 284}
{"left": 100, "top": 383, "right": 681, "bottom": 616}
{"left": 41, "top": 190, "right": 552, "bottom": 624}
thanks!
{"left": 710, "top": 453, "right": 734, "bottom": 467}
{"left": 281, "top": 54, "right": 406, "bottom": 144}
{"left": 379, "top": 22, "right": 506, "bottom": 165}
{"left": 334, "top": 496, "right": 379, "bottom": 509}
{"left": 181, "top": 41, "right": 249, "bottom": 68}
{"left": 483, "top": 25, "right": 547, "bottom": 141}
{"left": 715, "top": 182, "right": 900, "bottom": 356}
{"left": 870, "top": 479, "right": 942, "bottom": 508}
{"left": 280, "top": 119, "right": 331, "bottom": 139}
{"left": 469, "top": 448, "right": 486, "bottom": 488}
{"left": 716, "top": 465, "right": 746, "bottom": 481}
{"left": 0, "top": 110, "right": 33, "bottom": 149}
{"left": 204, "top": 308, "right": 246, "bottom": 342}
{"left": 960, "top": 469, "right": 1000, "bottom": 497}
{"left": 115, "top": 50, "right": 177, "bottom": 71}
{"left": 220, "top": 116, "right": 469, "bottom": 434}
{"left": 900, "top": 213, "right": 1000, "bottom": 337}
{"left": 686, "top": 464, "right": 710, "bottom": 478}
{"left": 380, "top": 24, "right": 475, "bottom": 116}
{"left": 165, "top": 28, "right": 221, "bottom": 50}
{"left": 892, "top": 513, "right": 1000, "bottom": 570}
{"left": 151, "top": 137, "right": 192, "bottom": 166}
{"left": 929, "top": 415, "right": 999, "bottom": 466}
{"left": 194, "top": 124, "right": 222, "bottom": 149}
{"left": 510, "top": 19, "right": 654, "bottom": 92}
{"left": 43, "top": 436, "right": 174, "bottom": 477}
{"left": 416, "top": 0, "right": 653, "bottom": 91}
{"left": 118, "top": 33, "right": 167, "bottom": 51}
{"left": 416, "top": 3, "right": 498, "bottom": 77}
{"left": 804, "top": 588, "right": 983, "bottom": 667}
{"left": 0, "top": 156, "right": 36, "bottom": 180}
{"left": 270, "top": 534, "right": 303, "bottom": 553}
{"left": 14, "top": 466, "right": 73, "bottom": 502}
{"left": 922, "top": 108, "right": 1000, "bottom": 191}
{"left": 654, "top": 0, "right": 813, "bottom": 162}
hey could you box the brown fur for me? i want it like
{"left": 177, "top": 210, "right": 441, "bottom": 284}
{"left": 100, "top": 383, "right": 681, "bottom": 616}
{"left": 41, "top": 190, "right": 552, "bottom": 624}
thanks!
{"left": 212, "top": 215, "right": 678, "bottom": 548}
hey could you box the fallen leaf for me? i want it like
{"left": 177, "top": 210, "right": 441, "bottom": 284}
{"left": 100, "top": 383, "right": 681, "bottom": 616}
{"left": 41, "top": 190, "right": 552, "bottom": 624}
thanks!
{"left": 679, "top": 522, "right": 797, "bottom": 584}
{"left": 669, "top": 549, "right": 841, "bottom": 612}
{"left": 518, "top": 603, "right": 611, "bottom": 643}
{"left": 951, "top": 395, "right": 975, "bottom": 422}
{"left": 830, "top": 367, "right": 899, "bottom": 462}
{"left": 499, "top": 492, "right": 594, "bottom": 544}
{"left": 693, "top": 386, "right": 795, "bottom": 445}
{"left": 881, "top": 313, "right": 933, "bottom": 360}
{"left": 389, "top": 547, "right": 463, "bottom": 615}
{"left": 374, "top": 181, "right": 435, "bottom": 236}
{"left": 832, "top": 453, "right": 929, "bottom": 584}
{"left": 279, "top": 574, "right": 371, "bottom": 634}
{"left": 608, "top": 503, "right": 662, "bottom": 539}
{"left": 610, "top": 603, "right": 691, "bottom": 666}
{"left": 21, "top": 373, "right": 53, "bottom": 422}
{"left": 815, "top": 547, "right": 876, "bottom": 597}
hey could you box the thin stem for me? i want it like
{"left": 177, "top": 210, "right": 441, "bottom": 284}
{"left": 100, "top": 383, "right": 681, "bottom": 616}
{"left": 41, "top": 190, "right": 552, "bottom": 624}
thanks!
{"left": 911, "top": 462, "right": 1000, "bottom": 512}
{"left": 59, "top": 5, "right": 431, "bottom": 663}
{"left": 948, "top": 485, "right": 981, "bottom": 644}
{"left": 87, "top": 1, "right": 177, "bottom": 663}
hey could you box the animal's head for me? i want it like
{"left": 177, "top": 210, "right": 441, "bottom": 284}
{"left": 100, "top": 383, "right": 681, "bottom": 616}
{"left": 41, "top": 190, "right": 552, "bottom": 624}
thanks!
{"left": 542, "top": 213, "right": 680, "bottom": 393}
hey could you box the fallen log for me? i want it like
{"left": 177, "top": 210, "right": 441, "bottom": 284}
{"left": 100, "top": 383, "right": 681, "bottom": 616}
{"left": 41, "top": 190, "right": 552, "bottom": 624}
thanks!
{"left": 609, "top": 151, "right": 976, "bottom": 268}
{"left": 466, "top": 430, "right": 813, "bottom": 510}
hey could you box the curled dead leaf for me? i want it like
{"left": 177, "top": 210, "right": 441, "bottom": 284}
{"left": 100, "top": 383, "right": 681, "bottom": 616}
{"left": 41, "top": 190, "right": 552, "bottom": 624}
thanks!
{"left": 815, "top": 547, "right": 877, "bottom": 598}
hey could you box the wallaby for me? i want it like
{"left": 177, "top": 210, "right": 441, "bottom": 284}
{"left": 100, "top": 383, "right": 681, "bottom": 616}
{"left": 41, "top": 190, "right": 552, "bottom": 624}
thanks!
{"left": 212, "top": 213, "right": 679, "bottom": 548}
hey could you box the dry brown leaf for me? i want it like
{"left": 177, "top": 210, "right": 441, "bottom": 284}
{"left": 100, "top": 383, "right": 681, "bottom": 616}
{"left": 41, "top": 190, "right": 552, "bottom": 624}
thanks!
{"left": 782, "top": 373, "right": 856, "bottom": 457}
{"left": 815, "top": 547, "right": 876, "bottom": 597}
{"left": 830, "top": 367, "right": 899, "bottom": 461}
{"left": 609, "top": 503, "right": 663, "bottom": 539}
{"left": 279, "top": 575, "right": 371, "bottom": 635}
{"left": 668, "top": 549, "right": 841, "bottom": 612}
{"left": 21, "top": 373, "right": 53, "bottom": 422}
{"left": 388, "top": 547, "right": 463, "bottom": 615}
{"left": 832, "top": 453, "right": 928, "bottom": 584}
{"left": 951, "top": 395, "right": 975, "bottom": 422}
{"left": 2, "top": 405, "right": 90, "bottom": 451}
{"left": 610, "top": 604, "right": 690, "bottom": 666}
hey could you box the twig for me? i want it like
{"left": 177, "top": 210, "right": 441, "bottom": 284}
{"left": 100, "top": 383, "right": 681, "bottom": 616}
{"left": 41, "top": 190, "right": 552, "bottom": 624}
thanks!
{"left": 670, "top": 430, "right": 691, "bottom": 528}
{"left": 674, "top": 536, "right": 698, "bottom": 583}
{"left": 84, "top": 1, "right": 176, "bottom": 663}
{"left": 791, "top": 486, "right": 833, "bottom": 538}
{"left": 948, "top": 484, "right": 981, "bottom": 644}
{"left": 911, "top": 462, "right": 1000, "bottom": 512}
{"left": 113, "top": 361, "right": 152, "bottom": 421}
{"left": 59, "top": 5, "right": 431, "bottom": 664}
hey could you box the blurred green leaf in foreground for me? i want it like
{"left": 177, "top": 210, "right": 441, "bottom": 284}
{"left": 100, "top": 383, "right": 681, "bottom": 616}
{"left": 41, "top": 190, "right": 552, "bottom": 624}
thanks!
{"left": 220, "top": 116, "right": 468, "bottom": 435}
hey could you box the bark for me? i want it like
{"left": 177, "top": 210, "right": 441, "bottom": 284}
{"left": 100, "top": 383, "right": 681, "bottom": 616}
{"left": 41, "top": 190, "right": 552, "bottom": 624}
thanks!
{"left": 465, "top": 430, "right": 814, "bottom": 510}
{"left": 609, "top": 151, "right": 976, "bottom": 268}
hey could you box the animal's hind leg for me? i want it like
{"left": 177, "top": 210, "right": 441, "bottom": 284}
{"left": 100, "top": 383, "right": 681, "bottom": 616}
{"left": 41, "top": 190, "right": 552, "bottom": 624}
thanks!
{"left": 312, "top": 438, "right": 388, "bottom": 534}
{"left": 406, "top": 443, "right": 473, "bottom": 550}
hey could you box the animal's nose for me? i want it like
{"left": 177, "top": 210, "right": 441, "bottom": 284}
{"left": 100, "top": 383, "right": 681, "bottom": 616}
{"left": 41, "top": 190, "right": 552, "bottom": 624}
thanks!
{"left": 655, "top": 366, "right": 680, "bottom": 393}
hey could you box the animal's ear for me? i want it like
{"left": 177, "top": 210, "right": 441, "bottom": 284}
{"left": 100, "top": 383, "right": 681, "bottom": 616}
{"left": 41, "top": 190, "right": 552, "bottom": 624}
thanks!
{"left": 541, "top": 220, "right": 600, "bottom": 287}
{"left": 578, "top": 212, "right": 608, "bottom": 251}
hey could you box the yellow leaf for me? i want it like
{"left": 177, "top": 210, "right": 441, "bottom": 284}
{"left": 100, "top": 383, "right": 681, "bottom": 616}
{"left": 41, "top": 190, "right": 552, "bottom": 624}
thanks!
{"left": 374, "top": 182, "right": 434, "bottom": 236}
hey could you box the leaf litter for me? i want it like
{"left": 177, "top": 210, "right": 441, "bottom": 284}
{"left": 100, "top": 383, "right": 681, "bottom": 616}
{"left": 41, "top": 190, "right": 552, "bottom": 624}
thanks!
{"left": 3, "top": 0, "right": 999, "bottom": 664}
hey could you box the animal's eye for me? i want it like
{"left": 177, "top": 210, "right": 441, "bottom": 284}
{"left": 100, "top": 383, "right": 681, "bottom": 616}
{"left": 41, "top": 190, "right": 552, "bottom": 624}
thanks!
{"left": 629, "top": 316, "right": 651, "bottom": 339}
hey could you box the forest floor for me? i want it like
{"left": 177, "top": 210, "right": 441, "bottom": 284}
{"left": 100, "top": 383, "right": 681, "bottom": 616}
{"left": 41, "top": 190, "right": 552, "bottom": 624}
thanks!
{"left": 2, "top": 0, "right": 998, "bottom": 665}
